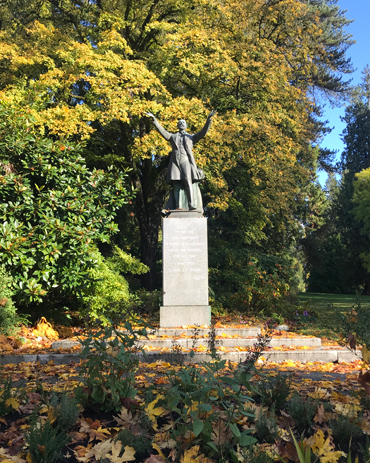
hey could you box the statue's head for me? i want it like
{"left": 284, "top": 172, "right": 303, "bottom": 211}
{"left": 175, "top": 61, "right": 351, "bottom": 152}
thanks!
{"left": 177, "top": 119, "right": 187, "bottom": 130}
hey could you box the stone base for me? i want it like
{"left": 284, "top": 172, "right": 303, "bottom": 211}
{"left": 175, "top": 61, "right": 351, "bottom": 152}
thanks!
{"left": 160, "top": 306, "right": 211, "bottom": 328}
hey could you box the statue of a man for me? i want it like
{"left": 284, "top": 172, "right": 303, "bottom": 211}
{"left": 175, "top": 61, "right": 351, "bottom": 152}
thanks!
{"left": 145, "top": 110, "right": 216, "bottom": 210}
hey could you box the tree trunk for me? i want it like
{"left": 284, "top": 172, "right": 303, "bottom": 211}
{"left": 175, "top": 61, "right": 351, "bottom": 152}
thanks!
{"left": 134, "top": 157, "right": 168, "bottom": 290}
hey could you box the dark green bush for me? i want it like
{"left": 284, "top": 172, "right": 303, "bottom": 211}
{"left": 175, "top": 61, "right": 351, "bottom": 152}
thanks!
{"left": 0, "top": 267, "right": 25, "bottom": 334}
{"left": 0, "top": 103, "right": 132, "bottom": 310}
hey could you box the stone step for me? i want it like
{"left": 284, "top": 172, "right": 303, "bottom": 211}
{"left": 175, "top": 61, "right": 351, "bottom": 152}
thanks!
{"left": 52, "top": 334, "right": 320, "bottom": 350}
{"left": 137, "top": 337, "right": 321, "bottom": 348}
{"left": 0, "top": 347, "right": 361, "bottom": 366}
{"left": 121, "top": 327, "right": 262, "bottom": 337}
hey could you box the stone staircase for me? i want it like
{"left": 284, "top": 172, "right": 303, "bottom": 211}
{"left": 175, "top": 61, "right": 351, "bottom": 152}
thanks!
{"left": 46, "top": 326, "right": 361, "bottom": 365}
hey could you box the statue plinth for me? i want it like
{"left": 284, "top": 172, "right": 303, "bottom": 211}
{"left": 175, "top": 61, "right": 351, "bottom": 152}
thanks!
{"left": 160, "top": 212, "right": 210, "bottom": 328}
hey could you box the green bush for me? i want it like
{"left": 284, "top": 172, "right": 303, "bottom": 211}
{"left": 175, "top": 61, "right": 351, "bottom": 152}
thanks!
{"left": 209, "top": 247, "right": 298, "bottom": 316}
{"left": 0, "top": 267, "right": 25, "bottom": 334}
{"left": 115, "top": 429, "right": 152, "bottom": 460}
{"left": 161, "top": 358, "right": 257, "bottom": 461}
{"left": 80, "top": 246, "right": 149, "bottom": 323}
{"left": 0, "top": 103, "right": 132, "bottom": 309}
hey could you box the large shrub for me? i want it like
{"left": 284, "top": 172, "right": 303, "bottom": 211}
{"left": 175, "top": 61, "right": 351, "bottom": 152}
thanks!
{"left": 0, "top": 103, "right": 132, "bottom": 309}
{"left": 209, "top": 243, "right": 298, "bottom": 315}
{"left": 81, "top": 246, "right": 149, "bottom": 323}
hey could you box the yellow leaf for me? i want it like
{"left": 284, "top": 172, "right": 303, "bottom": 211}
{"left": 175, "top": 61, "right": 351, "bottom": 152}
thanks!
{"left": 5, "top": 397, "right": 20, "bottom": 410}
{"left": 118, "top": 445, "right": 136, "bottom": 462}
{"left": 145, "top": 395, "right": 166, "bottom": 430}
{"left": 363, "top": 345, "right": 370, "bottom": 363}
{"left": 152, "top": 443, "right": 166, "bottom": 459}
{"left": 48, "top": 406, "right": 57, "bottom": 424}
{"left": 307, "top": 429, "right": 344, "bottom": 463}
{"left": 180, "top": 445, "right": 213, "bottom": 462}
{"left": 27, "top": 453, "right": 33, "bottom": 463}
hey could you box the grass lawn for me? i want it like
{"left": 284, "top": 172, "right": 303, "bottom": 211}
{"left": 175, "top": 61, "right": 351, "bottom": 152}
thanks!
{"left": 296, "top": 292, "right": 370, "bottom": 341}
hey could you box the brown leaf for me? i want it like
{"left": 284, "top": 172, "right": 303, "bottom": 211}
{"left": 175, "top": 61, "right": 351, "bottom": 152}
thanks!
{"left": 314, "top": 404, "right": 325, "bottom": 424}
{"left": 8, "top": 444, "right": 22, "bottom": 456}
{"left": 348, "top": 333, "right": 356, "bottom": 350}
{"left": 145, "top": 456, "right": 166, "bottom": 463}
{"left": 69, "top": 432, "right": 87, "bottom": 444}
{"left": 359, "top": 370, "right": 370, "bottom": 395}
{"left": 0, "top": 298, "right": 8, "bottom": 307}
{"left": 19, "top": 403, "right": 35, "bottom": 415}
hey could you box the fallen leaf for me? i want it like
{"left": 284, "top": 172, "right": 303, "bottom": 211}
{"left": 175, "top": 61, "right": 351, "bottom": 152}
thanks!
{"left": 5, "top": 398, "right": 20, "bottom": 411}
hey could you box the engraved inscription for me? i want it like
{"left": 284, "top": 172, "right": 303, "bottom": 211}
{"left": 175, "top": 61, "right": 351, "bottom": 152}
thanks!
{"left": 163, "top": 218, "right": 208, "bottom": 306}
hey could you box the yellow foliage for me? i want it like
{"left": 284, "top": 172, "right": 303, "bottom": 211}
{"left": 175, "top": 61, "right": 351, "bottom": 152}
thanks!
{"left": 306, "top": 429, "right": 345, "bottom": 463}
{"left": 32, "top": 317, "right": 59, "bottom": 341}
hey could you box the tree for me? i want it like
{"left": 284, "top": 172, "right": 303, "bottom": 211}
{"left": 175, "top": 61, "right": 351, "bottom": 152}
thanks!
{"left": 0, "top": 0, "right": 354, "bottom": 290}
{"left": 352, "top": 168, "right": 370, "bottom": 275}
{"left": 0, "top": 103, "right": 131, "bottom": 308}
{"left": 305, "top": 68, "right": 370, "bottom": 294}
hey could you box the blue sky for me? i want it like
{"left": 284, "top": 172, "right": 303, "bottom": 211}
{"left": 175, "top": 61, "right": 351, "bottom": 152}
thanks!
{"left": 318, "top": 0, "right": 370, "bottom": 186}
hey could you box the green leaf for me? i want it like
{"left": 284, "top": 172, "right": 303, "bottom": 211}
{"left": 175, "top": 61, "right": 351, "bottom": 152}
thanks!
{"left": 228, "top": 422, "right": 240, "bottom": 438}
{"left": 239, "top": 432, "right": 257, "bottom": 447}
{"left": 193, "top": 419, "right": 204, "bottom": 437}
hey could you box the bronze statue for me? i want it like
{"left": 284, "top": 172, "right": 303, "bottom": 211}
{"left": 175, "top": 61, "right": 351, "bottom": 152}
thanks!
{"left": 145, "top": 110, "right": 216, "bottom": 211}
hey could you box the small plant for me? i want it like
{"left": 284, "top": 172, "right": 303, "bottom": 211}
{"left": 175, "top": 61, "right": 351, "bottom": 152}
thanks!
{"left": 289, "top": 430, "right": 312, "bottom": 463}
{"left": 287, "top": 393, "right": 317, "bottom": 436}
{"left": 240, "top": 331, "right": 272, "bottom": 371}
{"left": 49, "top": 392, "right": 79, "bottom": 431}
{"left": 160, "top": 357, "right": 257, "bottom": 461}
{"left": 0, "top": 375, "right": 19, "bottom": 416}
{"left": 25, "top": 415, "right": 69, "bottom": 463}
{"left": 254, "top": 409, "right": 279, "bottom": 443}
{"left": 207, "top": 323, "right": 220, "bottom": 361}
{"left": 171, "top": 338, "right": 187, "bottom": 365}
{"left": 329, "top": 415, "right": 363, "bottom": 449}
{"left": 76, "top": 318, "right": 149, "bottom": 413}
{"left": 189, "top": 324, "right": 201, "bottom": 358}
{"left": 256, "top": 372, "right": 292, "bottom": 410}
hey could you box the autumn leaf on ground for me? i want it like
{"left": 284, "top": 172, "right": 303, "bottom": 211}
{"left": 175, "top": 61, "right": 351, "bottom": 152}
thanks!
{"left": 314, "top": 404, "right": 326, "bottom": 424}
{"left": 145, "top": 395, "right": 166, "bottom": 431}
{"left": 145, "top": 456, "right": 166, "bottom": 463}
{"left": 5, "top": 398, "right": 20, "bottom": 411}
{"left": 358, "top": 370, "right": 370, "bottom": 395}
{"left": 306, "top": 429, "right": 345, "bottom": 463}
{"left": 180, "top": 445, "right": 214, "bottom": 462}
{"left": 74, "top": 439, "right": 112, "bottom": 462}
{"left": 333, "top": 402, "right": 361, "bottom": 418}
{"left": 88, "top": 426, "right": 111, "bottom": 443}
{"left": 108, "top": 443, "right": 136, "bottom": 462}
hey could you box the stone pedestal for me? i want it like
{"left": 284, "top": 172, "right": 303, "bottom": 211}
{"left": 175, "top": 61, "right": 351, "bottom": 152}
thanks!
{"left": 160, "top": 211, "right": 210, "bottom": 327}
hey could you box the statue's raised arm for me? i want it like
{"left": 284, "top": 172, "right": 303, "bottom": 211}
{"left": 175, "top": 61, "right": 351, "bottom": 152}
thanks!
{"left": 192, "top": 110, "right": 216, "bottom": 145}
{"left": 145, "top": 112, "right": 171, "bottom": 141}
